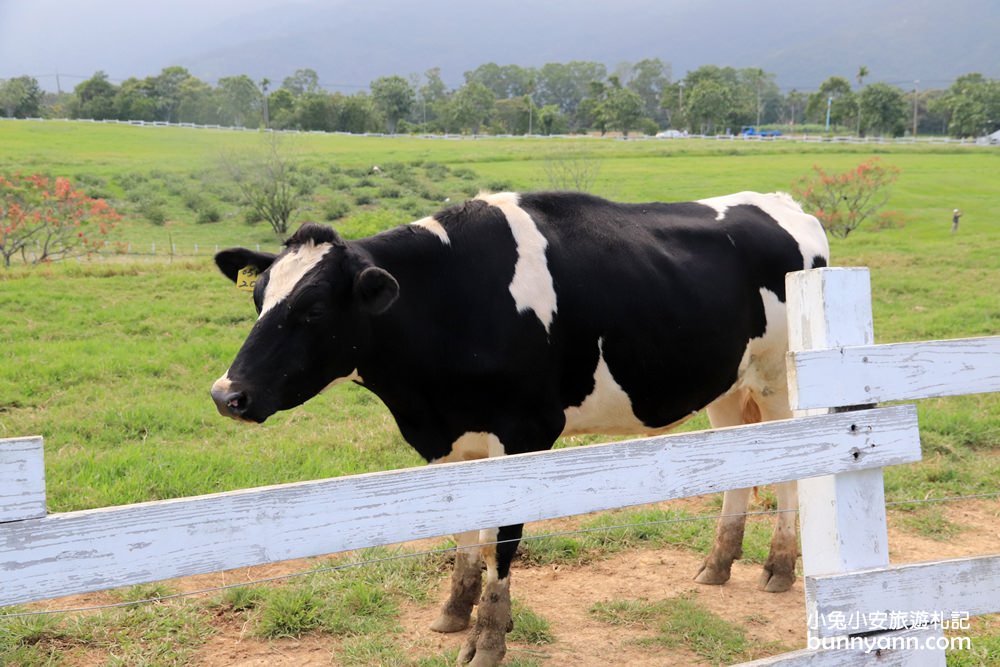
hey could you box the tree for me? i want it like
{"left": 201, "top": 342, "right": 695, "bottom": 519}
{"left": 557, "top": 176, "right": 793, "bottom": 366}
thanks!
{"left": 221, "top": 135, "right": 300, "bottom": 238}
{"left": 783, "top": 89, "right": 808, "bottom": 126}
{"left": 536, "top": 104, "right": 567, "bottom": 135}
{"left": 601, "top": 82, "right": 644, "bottom": 137}
{"left": 934, "top": 73, "right": 1000, "bottom": 137}
{"left": 860, "top": 83, "right": 907, "bottom": 136}
{"left": 115, "top": 77, "right": 157, "bottom": 121}
{"left": 282, "top": 69, "right": 321, "bottom": 96}
{"left": 806, "top": 76, "right": 855, "bottom": 128}
{"left": 336, "top": 93, "right": 380, "bottom": 134}
{"left": 791, "top": 159, "right": 901, "bottom": 238}
{"left": 680, "top": 65, "right": 761, "bottom": 132}
{"left": 492, "top": 96, "right": 532, "bottom": 134}
{"left": 151, "top": 66, "right": 194, "bottom": 122}
{"left": 0, "top": 76, "right": 43, "bottom": 118}
{"left": 293, "top": 92, "right": 336, "bottom": 131}
{"left": 175, "top": 77, "right": 217, "bottom": 124}
{"left": 624, "top": 58, "right": 671, "bottom": 124}
{"left": 370, "top": 75, "right": 415, "bottom": 134}
{"left": 464, "top": 63, "right": 534, "bottom": 99}
{"left": 267, "top": 88, "right": 296, "bottom": 128}
{"left": 70, "top": 71, "right": 118, "bottom": 120}
{"left": 855, "top": 65, "right": 869, "bottom": 136}
{"left": 0, "top": 174, "right": 119, "bottom": 267}
{"left": 685, "top": 78, "right": 733, "bottom": 133}
{"left": 450, "top": 81, "right": 495, "bottom": 134}
{"left": 216, "top": 75, "right": 263, "bottom": 127}
{"left": 535, "top": 61, "right": 607, "bottom": 126}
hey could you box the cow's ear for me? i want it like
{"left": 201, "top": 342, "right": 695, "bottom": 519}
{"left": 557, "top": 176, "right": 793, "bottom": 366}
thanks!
{"left": 215, "top": 248, "right": 276, "bottom": 284}
{"left": 353, "top": 266, "right": 399, "bottom": 315}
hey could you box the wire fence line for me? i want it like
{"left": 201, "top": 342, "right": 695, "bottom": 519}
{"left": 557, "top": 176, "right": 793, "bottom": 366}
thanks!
{"left": 12, "top": 241, "right": 269, "bottom": 265}
{"left": 2, "top": 116, "right": 998, "bottom": 146}
{"left": 2, "top": 490, "right": 996, "bottom": 620}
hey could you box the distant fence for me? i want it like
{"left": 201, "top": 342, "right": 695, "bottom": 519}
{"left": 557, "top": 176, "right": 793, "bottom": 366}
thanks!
{"left": 1, "top": 116, "right": 996, "bottom": 146}
{"left": 12, "top": 241, "right": 273, "bottom": 265}
{"left": 2, "top": 267, "right": 999, "bottom": 666}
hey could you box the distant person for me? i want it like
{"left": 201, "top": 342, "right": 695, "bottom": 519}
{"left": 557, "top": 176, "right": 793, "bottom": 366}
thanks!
{"left": 952, "top": 208, "right": 962, "bottom": 233}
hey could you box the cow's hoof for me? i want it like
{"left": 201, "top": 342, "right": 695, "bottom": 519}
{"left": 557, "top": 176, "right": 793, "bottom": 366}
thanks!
{"left": 757, "top": 568, "right": 795, "bottom": 593}
{"left": 694, "top": 562, "right": 731, "bottom": 585}
{"left": 430, "top": 612, "right": 470, "bottom": 633}
{"left": 457, "top": 645, "right": 504, "bottom": 667}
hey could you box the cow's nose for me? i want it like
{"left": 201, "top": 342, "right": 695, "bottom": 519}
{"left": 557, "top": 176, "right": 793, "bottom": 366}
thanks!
{"left": 211, "top": 380, "right": 250, "bottom": 419}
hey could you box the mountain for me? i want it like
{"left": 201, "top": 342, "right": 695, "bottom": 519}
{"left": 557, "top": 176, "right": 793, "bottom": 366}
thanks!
{"left": 1, "top": 0, "right": 996, "bottom": 92}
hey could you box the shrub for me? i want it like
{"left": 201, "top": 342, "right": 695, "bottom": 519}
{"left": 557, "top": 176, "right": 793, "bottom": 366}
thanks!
{"left": 181, "top": 191, "right": 205, "bottom": 211}
{"left": 0, "top": 174, "right": 120, "bottom": 266}
{"left": 423, "top": 162, "right": 450, "bottom": 181}
{"left": 323, "top": 197, "right": 351, "bottom": 221}
{"left": 140, "top": 202, "right": 167, "bottom": 226}
{"left": 196, "top": 206, "right": 222, "bottom": 224}
{"left": 791, "top": 158, "right": 901, "bottom": 238}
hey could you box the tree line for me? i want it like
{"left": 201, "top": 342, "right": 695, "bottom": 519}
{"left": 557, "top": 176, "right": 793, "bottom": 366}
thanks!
{"left": 2, "top": 61, "right": 998, "bottom": 138}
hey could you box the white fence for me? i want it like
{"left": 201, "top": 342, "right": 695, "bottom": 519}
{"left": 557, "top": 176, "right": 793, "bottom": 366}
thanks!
{"left": 1, "top": 267, "right": 998, "bottom": 666}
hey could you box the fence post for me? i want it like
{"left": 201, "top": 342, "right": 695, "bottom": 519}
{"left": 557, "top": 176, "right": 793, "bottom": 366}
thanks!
{"left": 0, "top": 436, "right": 46, "bottom": 523}
{"left": 786, "top": 268, "right": 945, "bottom": 665}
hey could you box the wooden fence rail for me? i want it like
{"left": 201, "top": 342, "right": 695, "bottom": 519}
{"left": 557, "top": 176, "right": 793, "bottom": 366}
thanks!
{"left": 0, "top": 405, "right": 920, "bottom": 607}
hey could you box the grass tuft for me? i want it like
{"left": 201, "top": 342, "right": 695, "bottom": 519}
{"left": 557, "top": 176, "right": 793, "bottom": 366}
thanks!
{"left": 509, "top": 600, "right": 554, "bottom": 645}
{"left": 591, "top": 593, "right": 786, "bottom": 664}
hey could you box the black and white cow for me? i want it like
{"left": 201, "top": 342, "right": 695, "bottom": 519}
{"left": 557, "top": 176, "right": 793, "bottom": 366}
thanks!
{"left": 211, "top": 190, "right": 828, "bottom": 667}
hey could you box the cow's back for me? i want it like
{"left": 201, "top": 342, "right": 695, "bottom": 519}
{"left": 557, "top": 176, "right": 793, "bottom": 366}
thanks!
{"left": 360, "top": 190, "right": 827, "bottom": 450}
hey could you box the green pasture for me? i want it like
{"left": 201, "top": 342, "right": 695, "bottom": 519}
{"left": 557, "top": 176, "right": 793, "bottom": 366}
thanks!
{"left": 0, "top": 122, "right": 998, "bottom": 664}
{"left": 1, "top": 122, "right": 997, "bottom": 510}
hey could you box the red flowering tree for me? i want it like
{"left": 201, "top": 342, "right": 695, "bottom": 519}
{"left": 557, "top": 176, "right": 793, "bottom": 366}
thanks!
{"left": 792, "top": 158, "right": 901, "bottom": 239}
{"left": 0, "top": 174, "right": 120, "bottom": 267}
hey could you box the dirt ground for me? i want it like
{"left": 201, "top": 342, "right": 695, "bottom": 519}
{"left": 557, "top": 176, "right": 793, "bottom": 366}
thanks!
{"left": 26, "top": 497, "right": 1000, "bottom": 666}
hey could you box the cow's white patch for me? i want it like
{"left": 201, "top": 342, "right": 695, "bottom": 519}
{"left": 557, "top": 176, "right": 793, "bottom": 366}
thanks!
{"left": 210, "top": 373, "right": 233, "bottom": 396}
{"left": 697, "top": 191, "right": 829, "bottom": 269}
{"left": 431, "top": 431, "right": 506, "bottom": 464}
{"left": 260, "top": 241, "right": 333, "bottom": 316}
{"left": 562, "top": 338, "right": 665, "bottom": 436}
{"left": 726, "top": 288, "right": 792, "bottom": 418}
{"left": 478, "top": 192, "right": 558, "bottom": 333}
{"left": 410, "top": 216, "right": 451, "bottom": 245}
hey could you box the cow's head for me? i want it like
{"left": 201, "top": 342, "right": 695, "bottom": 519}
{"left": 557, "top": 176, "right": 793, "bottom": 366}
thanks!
{"left": 210, "top": 223, "right": 398, "bottom": 423}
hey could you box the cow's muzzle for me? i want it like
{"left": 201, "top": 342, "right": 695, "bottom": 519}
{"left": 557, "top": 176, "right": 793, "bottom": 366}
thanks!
{"left": 211, "top": 376, "right": 257, "bottom": 422}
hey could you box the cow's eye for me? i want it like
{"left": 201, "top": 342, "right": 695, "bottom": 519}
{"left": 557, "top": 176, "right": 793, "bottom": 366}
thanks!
{"left": 302, "top": 303, "right": 328, "bottom": 324}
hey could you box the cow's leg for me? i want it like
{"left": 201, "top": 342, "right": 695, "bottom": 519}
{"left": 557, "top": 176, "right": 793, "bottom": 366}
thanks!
{"left": 758, "top": 480, "right": 798, "bottom": 592}
{"left": 429, "top": 432, "right": 499, "bottom": 633}
{"left": 695, "top": 391, "right": 754, "bottom": 586}
{"left": 457, "top": 523, "right": 521, "bottom": 667}
{"left": 755, "top": 396, "right": 798, "bottom": 593}
{"left": 431, "top": 530, "right": 483, "bottom": 633}
{"left": 695, "top": 486, "right": 752, "bottom": 585}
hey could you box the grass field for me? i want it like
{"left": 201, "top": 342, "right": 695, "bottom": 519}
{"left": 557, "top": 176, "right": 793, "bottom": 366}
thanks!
{"left": 0, "top": 122, "right": 998, "bottom": 665}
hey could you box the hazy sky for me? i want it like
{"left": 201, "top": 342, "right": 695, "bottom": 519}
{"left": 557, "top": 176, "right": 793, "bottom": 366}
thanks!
{"left": 1, "top": 0, "right": 997, "bottom": 93}
{"left": 0, "top": 0, "right": 285, "bottom": 89}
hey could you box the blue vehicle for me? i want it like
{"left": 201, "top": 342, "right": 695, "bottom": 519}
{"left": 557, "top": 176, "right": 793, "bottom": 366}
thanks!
{"left": 740, "top": 126, "right": 783, "bottom": 137}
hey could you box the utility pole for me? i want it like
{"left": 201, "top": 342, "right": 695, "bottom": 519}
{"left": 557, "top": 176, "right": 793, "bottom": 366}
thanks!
{"left": 825, "top": 96, "right": 833, "bottom": 132}
{"left": 912, "top": 80, "right": 919, "bottom": 137}
{"left": 259, "top": 78, "right": 270, "bottom": 128}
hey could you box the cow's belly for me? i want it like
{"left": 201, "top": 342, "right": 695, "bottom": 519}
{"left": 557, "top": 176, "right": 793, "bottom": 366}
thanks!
{"left": 561, "top": 288, "right": 790, "bottom": 437}
{"left": 561, "top": 340, "right": 694, "bottom": 436}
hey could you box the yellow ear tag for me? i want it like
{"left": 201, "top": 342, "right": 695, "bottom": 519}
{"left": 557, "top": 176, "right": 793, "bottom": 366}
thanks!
{"left": 236, "top": 265, "right": 258, "bottom": 293}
